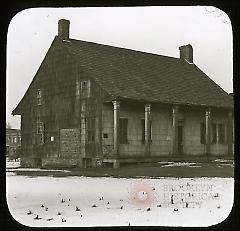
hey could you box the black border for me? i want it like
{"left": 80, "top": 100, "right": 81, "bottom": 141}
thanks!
{"left": 1, "top": 1, "right": 240, "bottom": 231}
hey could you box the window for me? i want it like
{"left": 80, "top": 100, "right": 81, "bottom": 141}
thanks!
{"left": 36, "top": 122, "right": 44, "bottom": 145}
{"left": 14, "top": 137, "right": 17, "bottom": 143}
{"left": 218, "top": 124, "right": 225, "bottom": 144}
{"left": 86, "top": 117, "right": 95, "bottom": 142}
{"left": 81, "top": 80, "right": 91, "bottom": 98}
{"left": 37, "top": 89, "right": 42, "bottom": 105}
{"left": 120, "top": 118, "right": 128, "bottom": 144}
{"left": 141, "top": 119, "right": 152, "bottom": 144}
{"left": 211, "top": 123, "right": 217, "bottom": 144}
{"left": 50, "top": 136, "right": 54, "bottom": 142}
{"left": 200, "top": 123, "right": 206, "bottom": 144}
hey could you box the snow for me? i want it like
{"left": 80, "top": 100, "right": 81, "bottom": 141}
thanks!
{"left": 6, "top": 173, "right": 234, "bottom": 227}
{"left": 7, "top": 168, "right": 70, "bottom": 172}
{"left": 161, "top": 162, "right": 197, "bottom": 167}
{"left": 6, "top": 160, "right": 21, "bottom": 168}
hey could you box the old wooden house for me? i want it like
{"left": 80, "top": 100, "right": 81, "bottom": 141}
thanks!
{"left": 12, "top": 19, "right": 234, "bottom": 168}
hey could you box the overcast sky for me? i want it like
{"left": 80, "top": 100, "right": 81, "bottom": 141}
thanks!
{"left": 6, "top": 6, "right": 233, "bottom": 129}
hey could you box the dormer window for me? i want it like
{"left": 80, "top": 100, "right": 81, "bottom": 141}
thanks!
{"left": 81, "top": 80, "right": 90, "bottom": 98}
{"left": 37, "top": 89, "right": 42, "bottom": 105}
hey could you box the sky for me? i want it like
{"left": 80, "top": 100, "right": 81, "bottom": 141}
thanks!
{"left": 6, "top": 6, "right": 233, "bottom": 129}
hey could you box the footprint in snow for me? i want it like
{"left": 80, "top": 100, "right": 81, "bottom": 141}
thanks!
{"left": 46, "top": 218, "right": 54, "bottom": 221}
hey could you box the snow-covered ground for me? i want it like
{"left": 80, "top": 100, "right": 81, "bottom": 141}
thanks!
{"left": 6, "top": 159, "right": 21, "bottom": 168}
{"left": 6, "top": 172, "right": 234, "bottom": 227}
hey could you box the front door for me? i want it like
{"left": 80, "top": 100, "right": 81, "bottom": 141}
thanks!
{"left": 178, "top": 121, "right": 184, "bottom": 154}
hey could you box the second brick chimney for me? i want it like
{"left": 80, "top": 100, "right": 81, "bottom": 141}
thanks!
{"left": 58, "top": 19, "right": 70, "bottom": 40}
{"left": 179, "top": 44, "right": 193, "bottom": 63}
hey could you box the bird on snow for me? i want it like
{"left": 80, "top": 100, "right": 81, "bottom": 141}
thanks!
{"left": 34, "top": 215, "right": 42, "bottom": 220}
{"left": 62, "top": 219, "right": 66, "bottom": 222}
{"left": 80, "top": 214, "right": 83, "bottom": 218}
{"left": 57, "top": 212, "right": 62, "bottom": 215}
{"left": 41, "top": 205, "right": 44, "bottom": 208}
{"left": 147, "top": 208, "right": 151, "bottom": 211}
{"left": 76, "top": 206, "right": 81, "bottom": 211}
{"left": 45, "top": 207, "right": 48, "bottom": 211}
{"left": 157, "top": 204, "right": 162, "bottom": 207}
{"left": 152, "top": 187, "right": 155, "bottom": 191}
{"left": 174, "top": 208, "right": 178, "bottom": 211}
{"left": 92, "top": 204, "right": 97, "bottom": 207}
{"left": 61, "top": 199, "right": 65, "bottom": 203}
{"left": 120, "top": 206, "right": 123, "bottom": 209}
{"left": 107, "top": 201, "right": 110, "bottom": 205}
{"left": 27, "top": 209, "right": 32, "bottom": 215}
{"left": 68, "top": 198, "right": 71, "bottom": 202}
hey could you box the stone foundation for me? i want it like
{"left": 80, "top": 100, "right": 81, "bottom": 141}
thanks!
{"left": 20, "top": 157, "right": 42, "bottom": 168}
{"left": 41, "top": 157, "right": 83, "bottom": 168}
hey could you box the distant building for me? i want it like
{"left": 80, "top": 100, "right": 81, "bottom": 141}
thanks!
{"left": 12, "top": 19, "right": 234, "bottom": 168}
{"left": 6, "top": 128, "right": 21, "bottom": 159}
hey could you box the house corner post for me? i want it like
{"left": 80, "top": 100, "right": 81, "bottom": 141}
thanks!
{"left": 113, "top": 100, "right": 120, "bottom": 157}
{"left": 172, "top": 105, "right": 179, "bottom": 155}
{"left": 205, "top": 108, "right": 211, "bottom": 156}
{"left": 144, "top": 103, "right": 151, "bottom": 156}
{"left": 227, "top": 110, "right": 233, "bottom": 156}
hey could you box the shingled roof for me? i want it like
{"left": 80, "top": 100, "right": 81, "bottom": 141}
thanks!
{"left": 61, "top": 37, "right": 233, "bottom": 109}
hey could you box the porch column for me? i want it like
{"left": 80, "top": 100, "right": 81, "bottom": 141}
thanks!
{"left": 205, "top": 108, "right": 211, "bottom": 156}
{"left": 227, "top": 110, "right": 233, "bottom": 156}
{"left": 113, "top": 100, "right": 120, "bottom": 156}
{"left": 172, "top": 106, "right": 179, "bottom": 155}
{"left": 144, "top": 103, "right": 151, "bottom": 156}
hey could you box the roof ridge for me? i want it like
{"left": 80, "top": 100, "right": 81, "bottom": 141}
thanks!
{"left": 67, "top": 37, "right": 181, "bottom": 61}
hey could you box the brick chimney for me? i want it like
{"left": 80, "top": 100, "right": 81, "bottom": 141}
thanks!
{"left": 179, "top": 44, "right": 193, "bottom": 63}
{"left": 58, "top": 19, "right": 70, "bottom": 40}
